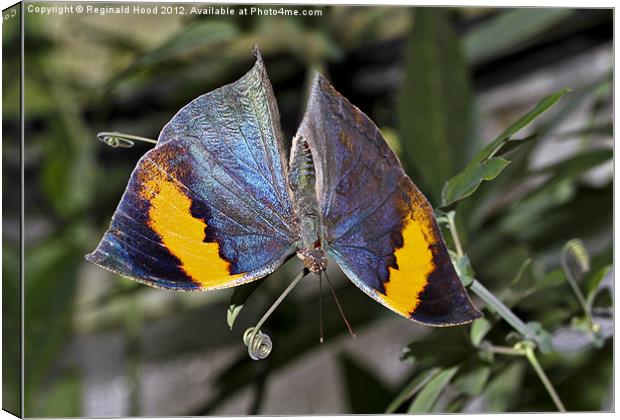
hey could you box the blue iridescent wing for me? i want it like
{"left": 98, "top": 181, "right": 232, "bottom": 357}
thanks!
{"left": 296, "top": 75, "right": 481, "bottom": 325}
{"left": 86, "top": 51, "right": 297, "bottom": 291}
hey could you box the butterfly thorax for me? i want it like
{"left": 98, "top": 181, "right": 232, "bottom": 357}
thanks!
{"left": 289, "top": 135, "right": 327, "bottom": 273}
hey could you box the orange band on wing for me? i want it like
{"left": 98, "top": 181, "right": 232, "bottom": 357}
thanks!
{"left": 140, "top": 174, "right": 245, "bottom": 287}
{"left": 378, "top": 210, "right": 436, "bottom": 315}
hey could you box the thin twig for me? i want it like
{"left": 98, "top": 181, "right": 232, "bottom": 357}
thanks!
{"left": 484, "top": 344, "right": 524, "bottom": 357}
{"left": 442, "top": 212, "right": 540, "bottom": 343}
{"left": 446, "top": 211, "right": 464, "bottom": 258}
{"left": 561, "top": 245, "right": 593, "bottom": 329}
{"left": 444, "top": 210, "right": 566, "bottom": 412}
{"left": 470, "top": 279, "right": 538, "bottom": 343}
{"left": 521, "top": 344, "right": 567, "bottom": 412}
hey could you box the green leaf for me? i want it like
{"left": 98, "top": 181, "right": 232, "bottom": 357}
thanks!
{"left": 453, "top": 362, "right": 492, "bottom": 397}
{"left": 385, "top": 368, "right": 441, "bottom": 413}
{"left": 403, "top": 327, "right": 473, "bottom": 367}
{"left": 408, "top": 365, "right": 459, "bottom": 413}
{"left": 464, "top": 8, "right": 573, "bottom": 63}
{"left": 397, "top": 8, "right": 474, "bottom": 203}
{"left": 227, "top": 279, "right": 265, "bottom": 330}
{"left": 478, "top": 362, "right": 526, "bottom": 412}
{"left": 340, "top": 353, "right": 393, "bottom": 414}
{"left": 510, "top": 258, "right": 533, "bottom": 286}
{"left": 536, "top": 72, "right": 612, "bottom": 138}
{"left": 470, "top": 318, "right": 492, "bottom": 347}
{"left": 498, "top": 150, "right": 611, "bottom": 239}
{"left": 479, "top": 88, "right": 571, "bottom": 161}
{"left": 441, "top": 157, "right": 509, "bottom": 208}
{"left": 453, "top": 254, "right": 475, "bottom": 287}
{"left": 497, "top": 135, "right": 538, "bottom": 156}
{"left": 441, "top": 88, "right": 570, "bottom": 207}
{"left": 536, "top": 149, "right": 612, "bottom": 181}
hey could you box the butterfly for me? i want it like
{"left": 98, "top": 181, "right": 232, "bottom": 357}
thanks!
{"left": 86, "top": 47, "right": 481, "bottom": 327}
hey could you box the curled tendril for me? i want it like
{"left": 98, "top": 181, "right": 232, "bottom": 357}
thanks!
{"left": 97, "top": 132, "right": 135, "bottom": 148}
{"left": 243, "top": 327, "right": 272, "bottom": 360}
{"left": 562, "top": 239, "right": 590, "bottom": 273}
{"left": 96, "top": 132, "right": 158, "bottom": 149}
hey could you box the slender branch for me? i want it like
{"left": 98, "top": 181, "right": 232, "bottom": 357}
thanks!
{"left": 483, "top": 343, "right": 524, "bottom": 357}
{"left": 470, "top": 279, "right": 538, "bottom": 343}
{"left": 561, "top": 246, "right": 593, "bottom": 329}
{"left": 485, "top": 341, "right": 567, "bottom": 411}
{"left": 445, "top": 211, "right": 464, "bottom": 258}
{"left": 521, "top": 343, "right": 567, "bottom": 412}
{"left": 443, "top": 211, "right": 566, "bottom": 412}
{"left": 441, "top": 212, "right": 540, "bottom": 344}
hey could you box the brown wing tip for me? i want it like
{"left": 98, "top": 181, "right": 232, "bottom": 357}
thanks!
{"left": 410, "top": 292, "right": 483, "bottom": 327}
{"left": 251, "top": 44, "right": 261, "bottom": 59}
{"left": 311, "top": 72, "right": 335, "bottom": 94}
{"left": 250, "top": 45, "right": 269, "bottom": 80}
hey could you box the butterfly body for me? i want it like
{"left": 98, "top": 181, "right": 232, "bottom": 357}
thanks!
{"left": 87, "top": 48, "right": 481, "bottom": 327}
{"left": 289, "top": 134, "right": 327, "bottom": 273}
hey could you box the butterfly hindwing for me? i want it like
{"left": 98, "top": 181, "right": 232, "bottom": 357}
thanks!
{"left": 296, "top": 75, "right": 481, "bottom": 325}
{"left": 86, "top": 51, "right": 296, "bottom": 290}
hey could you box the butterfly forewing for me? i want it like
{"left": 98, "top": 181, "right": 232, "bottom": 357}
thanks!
{"left": 86, "top": 51, "right": 297, "bottom": 290}
{"left": 296, "top": 75, "right": 481, "bottom": 325}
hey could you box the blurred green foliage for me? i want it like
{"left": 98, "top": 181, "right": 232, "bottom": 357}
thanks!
{"left": 2, "top": 4, "right": 22, "bottom": 416}
{"left": 9, "top": 4, "right": 612, "bottom": 416}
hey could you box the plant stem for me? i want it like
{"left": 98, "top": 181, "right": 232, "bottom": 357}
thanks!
{"left": 486, "top": 341, "right": 567, "bottom": 412}
{"left": 484, "top": 344, "right": 523, "bottom": 356}
{"left": 522, "top": 344, "right": 567, "bottom": 412}
{"left": 443, "top": 211, "right": 565, "bottom": 412}
{"left": 442, "top": 212, "right": 539, "bottom": 344}
{"left": 469, "top": 279, "right": 538, "bottom": 342}
{"left": 561, "top": 251, "right": 593, "bottom": 329}
{"left": 446, "top": 211, "right": 464, "bottom": 258}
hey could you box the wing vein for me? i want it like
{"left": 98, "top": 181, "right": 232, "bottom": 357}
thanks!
{"left": 246, "top": 84, "right": 290, "bottom": 213}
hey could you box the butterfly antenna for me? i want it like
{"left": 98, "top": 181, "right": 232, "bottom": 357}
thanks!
{"left": 319, "top": 273, "right": 324, "bottom": 344}
{"left": 324, "top": 271, "right": 356, "bottom": 339}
